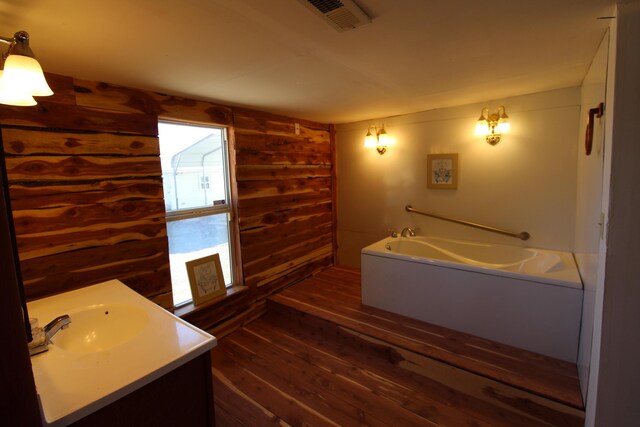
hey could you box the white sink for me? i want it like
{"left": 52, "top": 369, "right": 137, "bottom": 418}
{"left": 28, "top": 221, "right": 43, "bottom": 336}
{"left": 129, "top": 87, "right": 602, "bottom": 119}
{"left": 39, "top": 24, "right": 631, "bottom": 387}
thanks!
{"left": 51, "top": 304, "right": 149, "bottom": 353}
{"left": 28, "top": 280, "right": 216, "bottom": 426}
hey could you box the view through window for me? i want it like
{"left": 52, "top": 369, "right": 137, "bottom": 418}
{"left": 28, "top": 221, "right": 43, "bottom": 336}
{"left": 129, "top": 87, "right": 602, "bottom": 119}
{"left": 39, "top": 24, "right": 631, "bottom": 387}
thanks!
{"left": 159, "top": 122, "right": 233, "bottom": 306}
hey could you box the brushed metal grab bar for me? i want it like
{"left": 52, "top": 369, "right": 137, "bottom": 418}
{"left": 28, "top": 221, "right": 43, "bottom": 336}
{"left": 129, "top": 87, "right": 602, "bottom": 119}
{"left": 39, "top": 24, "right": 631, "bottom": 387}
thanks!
{"left": 405, "top": 205, "right": 530, "bottom": 241}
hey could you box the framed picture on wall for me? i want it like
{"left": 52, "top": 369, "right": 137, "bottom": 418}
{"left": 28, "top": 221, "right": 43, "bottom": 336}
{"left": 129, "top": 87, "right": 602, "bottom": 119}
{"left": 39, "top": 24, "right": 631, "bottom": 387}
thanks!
{"left": 427, "top": 153, "right": 458, "bottom": 189}
{"left": 186, "top": 254, "right": 226, "bottom": 305}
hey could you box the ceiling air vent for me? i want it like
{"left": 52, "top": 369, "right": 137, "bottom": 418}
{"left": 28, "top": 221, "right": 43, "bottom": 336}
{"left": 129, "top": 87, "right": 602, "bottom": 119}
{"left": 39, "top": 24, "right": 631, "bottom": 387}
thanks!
{"left": 297, "top": 0, "right": 372, "bottom": 32}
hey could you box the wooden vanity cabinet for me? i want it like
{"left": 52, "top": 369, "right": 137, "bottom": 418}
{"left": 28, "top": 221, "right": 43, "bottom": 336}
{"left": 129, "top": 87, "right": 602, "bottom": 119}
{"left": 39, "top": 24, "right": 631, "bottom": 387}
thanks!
{"left": 70, "top": 351, "right": 215, "bottom": 426}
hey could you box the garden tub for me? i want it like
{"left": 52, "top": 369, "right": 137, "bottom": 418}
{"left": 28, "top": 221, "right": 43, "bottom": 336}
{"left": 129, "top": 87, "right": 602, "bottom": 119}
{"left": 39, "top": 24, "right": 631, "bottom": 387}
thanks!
{"left": 361, "top": 236, "right": 583, "bottom": 361}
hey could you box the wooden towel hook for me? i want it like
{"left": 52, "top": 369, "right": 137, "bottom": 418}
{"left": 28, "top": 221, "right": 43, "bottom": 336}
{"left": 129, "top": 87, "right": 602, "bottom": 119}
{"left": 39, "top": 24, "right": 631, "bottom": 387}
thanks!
{"left": 585, "top": 102, "right": 604, "bottom": 155}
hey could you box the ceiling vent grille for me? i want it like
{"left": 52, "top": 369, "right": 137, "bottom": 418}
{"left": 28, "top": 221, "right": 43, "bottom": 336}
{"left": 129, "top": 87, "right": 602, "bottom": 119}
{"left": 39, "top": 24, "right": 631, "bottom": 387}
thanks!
{"left": 297, "top": 0, "right": 372, "bottom": 32}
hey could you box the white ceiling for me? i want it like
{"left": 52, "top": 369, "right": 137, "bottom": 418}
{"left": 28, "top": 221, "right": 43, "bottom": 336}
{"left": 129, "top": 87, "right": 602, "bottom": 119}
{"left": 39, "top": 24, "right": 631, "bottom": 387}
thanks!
{"left": 5, "top": 0, "right": 614, "bottom": 124}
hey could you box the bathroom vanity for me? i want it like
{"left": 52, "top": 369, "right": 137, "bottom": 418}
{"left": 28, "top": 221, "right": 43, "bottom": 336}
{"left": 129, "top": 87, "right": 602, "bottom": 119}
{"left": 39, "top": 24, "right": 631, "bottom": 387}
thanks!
{"left": 27, "top": 280, "right": 217, "bottom": 426}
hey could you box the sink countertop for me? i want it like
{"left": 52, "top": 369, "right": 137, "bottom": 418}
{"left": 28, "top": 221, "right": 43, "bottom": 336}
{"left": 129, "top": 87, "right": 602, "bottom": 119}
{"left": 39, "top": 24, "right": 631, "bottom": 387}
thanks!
{"left": 27, "top": 279, "right": 217, "bottom": 426}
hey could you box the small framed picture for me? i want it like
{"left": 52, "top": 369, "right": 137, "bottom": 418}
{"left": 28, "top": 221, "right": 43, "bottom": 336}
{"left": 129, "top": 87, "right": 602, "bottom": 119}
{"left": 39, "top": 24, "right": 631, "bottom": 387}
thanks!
{"left": 186, "top": 254, "right": 226, "bottom": 305}
{"left": 427, "top": 153, "right": 458, "bottom": 189}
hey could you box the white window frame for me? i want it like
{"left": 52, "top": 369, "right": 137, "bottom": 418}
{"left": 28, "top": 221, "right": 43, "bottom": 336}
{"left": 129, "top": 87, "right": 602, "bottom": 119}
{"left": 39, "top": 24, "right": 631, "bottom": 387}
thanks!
{"left": 160, "top": 121, "right": 236, "bottom": 306}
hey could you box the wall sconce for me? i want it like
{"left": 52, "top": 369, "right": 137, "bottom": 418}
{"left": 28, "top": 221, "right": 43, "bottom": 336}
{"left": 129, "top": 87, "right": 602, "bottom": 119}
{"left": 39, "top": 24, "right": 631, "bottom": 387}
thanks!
{"left": 364, "top": 124, "right": 391, "bottom": 155}
{"left": 0, "top": 31, "right": 53, "bottom": 106}
{"left": 475, "top": 105, "right": 510, "bottom": 145}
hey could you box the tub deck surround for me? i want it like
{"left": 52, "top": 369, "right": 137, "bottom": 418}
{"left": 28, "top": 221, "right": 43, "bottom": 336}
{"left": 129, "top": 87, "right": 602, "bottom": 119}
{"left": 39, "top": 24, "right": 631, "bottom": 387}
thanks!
{"left": 212, "top": 266, "right": 584, "bottom": 426}
{"left": 27, "top": 280, "right": 217, "bottom": 426}
{"left": 362, "top": 236, "right": 583, "bottom": 361}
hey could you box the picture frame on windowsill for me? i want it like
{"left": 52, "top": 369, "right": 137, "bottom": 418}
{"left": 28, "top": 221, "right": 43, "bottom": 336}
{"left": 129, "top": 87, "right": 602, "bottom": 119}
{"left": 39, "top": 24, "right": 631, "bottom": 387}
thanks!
{"left": 186, "top": 254, "right": 226, "bottom": 305}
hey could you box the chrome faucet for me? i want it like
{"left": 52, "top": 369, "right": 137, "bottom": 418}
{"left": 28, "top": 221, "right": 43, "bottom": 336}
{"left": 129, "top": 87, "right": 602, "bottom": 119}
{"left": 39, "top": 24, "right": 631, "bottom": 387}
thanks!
{"left": 400, "top": 227, "right": 416, "bottom": 237}
{"left": 29, "top": 314, "right": 71, "bottom": 356}
{"left": 44, "top": 314, "right": 71, "bottom": 343}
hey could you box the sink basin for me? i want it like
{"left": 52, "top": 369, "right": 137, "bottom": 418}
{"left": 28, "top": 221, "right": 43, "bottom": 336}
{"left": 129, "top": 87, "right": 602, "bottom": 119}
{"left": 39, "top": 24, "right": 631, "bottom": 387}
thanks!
{"left": 27, "top": 279, "right": 216, "bottom": 426}
{"left": 51, "top": 304, "right": 149, "bottom": 353}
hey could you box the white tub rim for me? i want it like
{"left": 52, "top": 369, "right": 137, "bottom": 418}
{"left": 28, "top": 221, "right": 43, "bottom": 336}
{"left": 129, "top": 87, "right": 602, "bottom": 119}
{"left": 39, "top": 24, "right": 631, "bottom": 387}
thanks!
{"left": 361, "top": 235, "right": 582, "bottom": 290}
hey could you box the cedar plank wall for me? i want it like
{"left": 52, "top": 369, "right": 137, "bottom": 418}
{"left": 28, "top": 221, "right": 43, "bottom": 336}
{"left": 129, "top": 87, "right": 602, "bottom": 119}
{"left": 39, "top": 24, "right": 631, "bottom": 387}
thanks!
{"left": 0, "top": 73, "right": 334, "bottom": 336}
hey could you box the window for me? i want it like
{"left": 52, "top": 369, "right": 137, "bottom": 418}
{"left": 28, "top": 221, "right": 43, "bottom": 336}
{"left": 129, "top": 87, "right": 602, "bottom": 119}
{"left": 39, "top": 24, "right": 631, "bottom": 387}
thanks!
{"left": 159, "top": 121, "right": 234, "bottom": 306}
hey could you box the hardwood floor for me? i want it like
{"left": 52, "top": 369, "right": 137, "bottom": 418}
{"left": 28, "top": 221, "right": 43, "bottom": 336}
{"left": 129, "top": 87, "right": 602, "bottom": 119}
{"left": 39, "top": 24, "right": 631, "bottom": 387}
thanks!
{"left": 211, "top": 266, "right": 584, "bottom": 426}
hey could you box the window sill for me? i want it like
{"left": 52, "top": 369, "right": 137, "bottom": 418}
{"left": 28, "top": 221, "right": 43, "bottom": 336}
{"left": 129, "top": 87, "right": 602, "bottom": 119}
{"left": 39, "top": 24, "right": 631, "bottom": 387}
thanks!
{"left": 173, "top": 285, "right": 249, "bottom": 318}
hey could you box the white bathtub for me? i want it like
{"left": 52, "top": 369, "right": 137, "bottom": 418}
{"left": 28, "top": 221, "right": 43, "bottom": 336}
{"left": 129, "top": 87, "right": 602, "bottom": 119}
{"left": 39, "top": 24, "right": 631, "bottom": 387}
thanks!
{"left": 361, "top": 236, "right": 583, "bottom": 361}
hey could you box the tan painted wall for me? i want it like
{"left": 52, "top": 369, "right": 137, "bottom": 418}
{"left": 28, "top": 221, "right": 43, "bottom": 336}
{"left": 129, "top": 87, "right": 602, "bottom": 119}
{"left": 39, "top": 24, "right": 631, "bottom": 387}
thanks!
{"left": 336, "top": 87, "right": 580, "bottom": 266}
{"left": 575, "top": 30, "right": 610, "bottom": 402}
{"left": 588, "top": 1, "right": 640, "bottom": 425}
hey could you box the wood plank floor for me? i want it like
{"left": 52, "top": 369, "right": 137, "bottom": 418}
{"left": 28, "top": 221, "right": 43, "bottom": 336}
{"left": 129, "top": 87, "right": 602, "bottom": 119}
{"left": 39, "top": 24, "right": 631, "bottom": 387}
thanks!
{"left": 212, "top": 266, "right": 585, "bottom": 426}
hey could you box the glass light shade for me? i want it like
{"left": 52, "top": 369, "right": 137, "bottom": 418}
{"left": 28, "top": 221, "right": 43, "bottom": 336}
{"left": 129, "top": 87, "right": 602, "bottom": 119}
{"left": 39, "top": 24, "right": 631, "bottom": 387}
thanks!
{"left": 364, "top": 129, "right": 377, "bottom": 148}
{"left": 0, "top": 70, "right": 37, "bottom": 106}
{"left": 377, "top": 129, "right": 391, "bottom": 147}
{"left": 475, "top": 120, "right": 490, "bottom": 136}
{"left": 0, "top": 54, "right": 53, "bottom": 97}
{"left": 497, "top": 119, "right": 511, "bottom": 133}
{"left": 0, "top": 89, "right": 37, "bottom": 106}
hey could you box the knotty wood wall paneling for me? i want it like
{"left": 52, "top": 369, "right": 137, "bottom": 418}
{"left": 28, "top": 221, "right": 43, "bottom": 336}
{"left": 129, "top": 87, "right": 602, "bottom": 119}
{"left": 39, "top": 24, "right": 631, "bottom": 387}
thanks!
{"left": 0, "top": 72, "right": 335, "bottom": 335}
{"left": 73, "top": 79, "right": 234, "bottom": 126}
{"left": 233, "top": 108, "right": 334, "bottom": 290}
{"left": 0, "top": 86, "right": 171, "bottom": 304}
{"left": 181, "top": 108, "right": 335, "bottom": 336}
